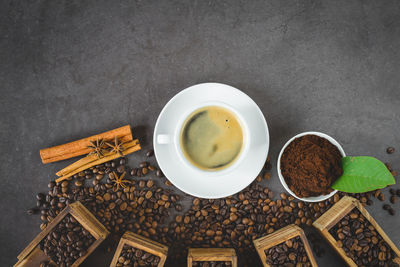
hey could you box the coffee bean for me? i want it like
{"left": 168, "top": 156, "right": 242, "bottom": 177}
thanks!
{"left": 390, "top": 195, "right": 398, "bottom": 204}
{"left": 139, "top": 161, "right": 148, "bottom": 168}
{"left": 388, "top": 208, "right": 395, "bottom": 216}
{"left": 386, "top": 147, "right": 395, "bottom": 154}
{"left": 27, "top": 207, "right": 39, "bottom": 215}
{"left": 117, "top": 165, "right": 125, "bottom": 173}
{"left": 146, "top": 149, "right": 154, "bottom": 157}
{"left": 156, "top": 169, "right": 163, "bottom": 177}
{"left": 383, "top": 204, "right": 391, "bottom": 210}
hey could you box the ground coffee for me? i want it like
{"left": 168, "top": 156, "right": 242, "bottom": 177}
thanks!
{"left": 280, "top": 134, "right": 343, "bottom": 198}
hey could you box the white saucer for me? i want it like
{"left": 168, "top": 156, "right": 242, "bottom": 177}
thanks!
{"left": 153, "top": 83, "right": 269, "bottom": 198}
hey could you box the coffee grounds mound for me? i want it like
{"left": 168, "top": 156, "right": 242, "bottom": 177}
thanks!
{"left": 280, "top": 134, "right": 343, "bottom": 198}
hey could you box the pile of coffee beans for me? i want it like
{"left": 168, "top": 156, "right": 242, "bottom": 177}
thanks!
{"left": 116, "top": 245, "right": 160, "bottom": 267}
{"left": 192, "top": 261, "right": 232, "bottom": 267}
{"left": 264, "top": 236, "right": 311, "bottom": 267}
{"left": 28, "top": 149, "right": 399, "bottom": 267}
{"left": 164, "top": 184, "right": 345, "bottom": 267}
{"left": 329, "top": 209, "right": 399, "bottom": 267}
{"left": 39, "top": 215, "right": 95, "bottom": 266}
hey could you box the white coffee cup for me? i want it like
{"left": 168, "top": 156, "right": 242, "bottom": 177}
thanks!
{"left": 156, "top": 101, "right": 250, "bottom": 175}
{"left": 153, "top": 83, "right": 269, "bottom": 198}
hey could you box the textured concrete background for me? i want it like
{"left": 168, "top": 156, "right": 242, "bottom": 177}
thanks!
{"left": 1, "top": 0, "right": 400, "bottom": 266}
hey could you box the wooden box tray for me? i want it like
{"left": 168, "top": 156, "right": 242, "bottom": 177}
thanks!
{"left": 15, "top": 201, "right": 109, "bottom": 267}
{"left": 110, "top": 231, "right": 168, "bottom": 267}
{"left": 187, "top": 248, "right": 237, "bottom": 267}
{"left": 253, "top": 224, "right": 318, "bottom": 267}
{"left": 313, "top": 196, "right": 400, "bottom": 266}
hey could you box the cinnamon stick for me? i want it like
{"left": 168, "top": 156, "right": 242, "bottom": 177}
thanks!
{"left": 40, "top": 125, "right": 133, "bottom": 164}
{"left": 55, "top": 141, "right": 141, "bottom": 183}
{"left": 56, "top": 139, "right": 139, "bottom": 177}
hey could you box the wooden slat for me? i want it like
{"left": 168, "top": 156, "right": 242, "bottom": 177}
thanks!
{"left": 15, "top": 201, "right": 109, "bottom": 267}
{"left": 313, "top": 196, "right": 356, "bottom": 231}
{"left": 14, "top": 246, "right": 56, "bottom": 267}
{"left": 187, "top": 248, "right": 237, "bottom": 267}
{"left": 313, "top": 196, "right": 400, "bottom": 266}
{"left": 69, "top": 201, "right": 109, "bottom": 240}
{"left": 253, "top": 224, "right": 318, "bottom": 267}
{"left": 16, "top": 206, "right": 71, "bottom": 262}
{"left": 109, "top": 231, "right": 168, "bottom": 267}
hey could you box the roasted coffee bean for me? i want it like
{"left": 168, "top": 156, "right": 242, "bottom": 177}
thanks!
{"left": 116, "top": 165, "right": 125, "bottom": 173}
{"left": 396, "top": 189, "right": 400, "bottom": 197}
{"left": 27, "top": 207, "right": 39, "bottom": 215}
{"left": 146, "top": 149, "right": 154, "bottom": 157}
{"left": 130, "top": 168, "right": 137, "bottom": 176}
{"left": 388, "top": 208, "right": 395, "bottom": 216}
{"left": 386, "top": 147, "right": 395, "bottom": 154}
{"left": 390, "top": 195, "right": 398, "bottom": 204}
{"left": 156, "top": 169, "right": 164, "bottom": 177}
{"left": 139, "top": 161, "right": 148, "bottom": 168}
{"left": 383, "top": 204, "right": 391, "bottom": 210}
{"left": 36, "top": 193, "right": 45, "bottom": 201}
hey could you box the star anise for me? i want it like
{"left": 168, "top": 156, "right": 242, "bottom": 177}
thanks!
{"left": 109, "top": 171, "right": 131, "bottom": 192}
{"left": 106, "top": 136, "right": 127, "bottom": 156}
{"left": 87, "top": 138, "right": 107, "bottom": 158}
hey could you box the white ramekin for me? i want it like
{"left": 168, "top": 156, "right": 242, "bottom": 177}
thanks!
{"left": 277, "top": 131, "right": 346, "bottom": 202}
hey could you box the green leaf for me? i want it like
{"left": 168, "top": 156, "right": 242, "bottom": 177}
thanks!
{"left": 332, "top": 156, "right": 395, "bottom": 193}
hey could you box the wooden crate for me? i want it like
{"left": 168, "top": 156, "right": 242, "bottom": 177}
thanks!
{"left": 15, "top": 201, "right": 109, "bottom": 267}
{"left": 253, "top": 224, "right": 318, "bottom": 267}
{"left": 187, "top": 248, "right": 237, "bottom": 267}
{"left": 313, "top": 196, "right": 400, "bottom": 266}
{"left": 110, "top": 231, "right": 168, "bottom": 267}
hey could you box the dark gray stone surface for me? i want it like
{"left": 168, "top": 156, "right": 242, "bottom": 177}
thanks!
{"left": 1, "top": 0, "right": 399, "bottom": 266}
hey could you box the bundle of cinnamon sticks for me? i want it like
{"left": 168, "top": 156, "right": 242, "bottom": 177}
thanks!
{"left": 39, "top": 125, "right": 141, "bottom": 183}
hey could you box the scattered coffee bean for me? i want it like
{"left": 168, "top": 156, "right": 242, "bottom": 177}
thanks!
{"left": 390, "top": 195, "right": 398, "bottom": 204}
{"left": 146, "top": 149, "right": 154, "bottom": 157}
{"left": 27, "top": 207, "right": 39, "bottom": 215}
{"left": 386, "top": 147, "right": 395, "bottom": 154}
{"left": 156, "top": 169, "right": 163, "bottom": 177}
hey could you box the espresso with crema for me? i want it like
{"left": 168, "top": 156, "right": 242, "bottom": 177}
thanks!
{"left": 180, "top": 106, "right": 243, "bottom": 170}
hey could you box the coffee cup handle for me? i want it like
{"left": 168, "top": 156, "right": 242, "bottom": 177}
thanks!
{"left": 157, "top": 134, "right": 172, "bottom": 144}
